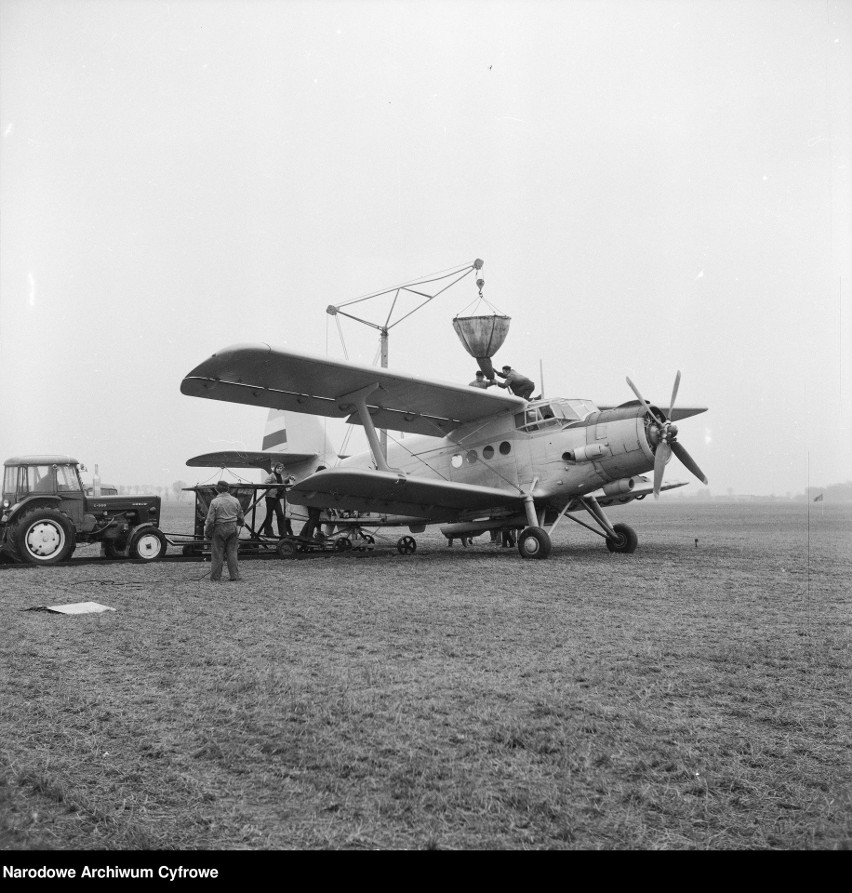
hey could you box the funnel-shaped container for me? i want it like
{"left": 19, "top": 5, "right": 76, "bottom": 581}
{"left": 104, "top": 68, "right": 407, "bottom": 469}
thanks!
{"left": 453, "top": 315, "right": 511, "bottom": 380}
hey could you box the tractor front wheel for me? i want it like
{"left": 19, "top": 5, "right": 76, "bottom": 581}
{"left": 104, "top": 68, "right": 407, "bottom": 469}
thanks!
{"left": 128, "top": 527, "right": 167, "bottom": 561}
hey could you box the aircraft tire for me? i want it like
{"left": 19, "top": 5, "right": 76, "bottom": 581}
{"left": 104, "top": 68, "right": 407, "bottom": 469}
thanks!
{"left": 518, "top": 526, "right": 552, "bottom": 560}
{"left": 335, "top": 537, "right": 352, "bottom": 551}
{"left": 606, "top": 523, "right": 638, "bottom": 554}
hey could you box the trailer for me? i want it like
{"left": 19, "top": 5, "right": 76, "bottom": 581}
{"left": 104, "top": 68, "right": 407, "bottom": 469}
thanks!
{"left": 164, "top": 483, "right": 373, "bottom": 559}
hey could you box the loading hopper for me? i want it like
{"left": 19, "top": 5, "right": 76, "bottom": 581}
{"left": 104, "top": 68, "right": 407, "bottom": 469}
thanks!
{"left": 452, "top": 314, "right": 511, "bottom": 380}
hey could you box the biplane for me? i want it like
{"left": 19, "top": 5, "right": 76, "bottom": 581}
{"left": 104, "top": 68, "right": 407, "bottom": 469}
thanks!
{"left": 180, "top": 344, "right": 708, "bottom": 559}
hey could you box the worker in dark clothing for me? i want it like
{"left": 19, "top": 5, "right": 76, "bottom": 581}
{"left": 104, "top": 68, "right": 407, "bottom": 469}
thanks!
{"left": 204, "top": 480, "right": 245, "bottom": 582}
{"left": 261, "top": 463, "right": 292, "bottom": 537}
{"left": 298, "top": 466, "right": 327, "bottom": 539}
{"left": 469, "top": 371, "right": 495, "bottom": 389}
{"left": 496, "top": 365, "right": 535, "bottom": 400}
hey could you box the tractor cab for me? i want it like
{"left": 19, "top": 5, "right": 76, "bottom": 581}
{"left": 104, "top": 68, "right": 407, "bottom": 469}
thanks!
{"left": 2, "top": 456, "right": 87, "bottom": 523}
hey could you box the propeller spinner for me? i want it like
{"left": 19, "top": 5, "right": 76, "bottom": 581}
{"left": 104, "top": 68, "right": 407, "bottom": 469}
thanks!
{"left": 626, "top": 371, "right": 708, "bottom": 498}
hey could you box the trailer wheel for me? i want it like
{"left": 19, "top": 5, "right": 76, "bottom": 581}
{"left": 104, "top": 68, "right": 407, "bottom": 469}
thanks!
{"left": 277, "top": 539, "right": 298, "bottom": 559}
{"left": 11, "top": 508, "right": 75, "bottom": 565}
{"left": 397, "top": 535, "right": 417, "bottom": 555}
{"left": 128, "top": 527, "right": 167, "bottom": 561}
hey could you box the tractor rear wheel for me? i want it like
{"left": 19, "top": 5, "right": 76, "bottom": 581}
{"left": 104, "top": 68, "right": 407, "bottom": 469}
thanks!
{"left": 11, "top": 508, "right": 76, "bottom": 566}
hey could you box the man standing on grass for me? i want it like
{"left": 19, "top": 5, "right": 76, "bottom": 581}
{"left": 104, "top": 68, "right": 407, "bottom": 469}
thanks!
{"left": 204, "top": 480, "right": 245, "bottom": 582}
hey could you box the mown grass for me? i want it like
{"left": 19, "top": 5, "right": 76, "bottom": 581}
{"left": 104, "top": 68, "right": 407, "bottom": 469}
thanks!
{"left": 1, "top": 502, "right": 849, "bottom": 849}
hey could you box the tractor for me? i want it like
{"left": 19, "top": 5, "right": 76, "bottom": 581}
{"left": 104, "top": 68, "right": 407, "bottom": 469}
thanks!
{"left": 0, "top": 455, "right": 166, "bottom": 565}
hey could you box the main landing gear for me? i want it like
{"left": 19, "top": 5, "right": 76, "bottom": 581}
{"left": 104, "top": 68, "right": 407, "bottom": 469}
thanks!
{"left": 517, "top": 495, "right": 639, "bottom": 559}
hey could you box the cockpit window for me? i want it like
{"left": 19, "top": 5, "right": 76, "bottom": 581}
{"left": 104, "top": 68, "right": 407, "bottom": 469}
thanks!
{"left": 514, "top": 405, "right": 563, "bottom": 432}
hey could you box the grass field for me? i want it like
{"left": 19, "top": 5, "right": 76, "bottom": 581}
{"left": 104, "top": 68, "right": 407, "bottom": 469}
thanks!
{"left": 1, "top": 500, "right": 849, "bottom": 850}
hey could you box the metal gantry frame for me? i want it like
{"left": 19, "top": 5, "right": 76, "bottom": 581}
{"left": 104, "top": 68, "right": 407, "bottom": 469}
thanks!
{"left": 326, "top": 259, "right": 483, "bottom": 460}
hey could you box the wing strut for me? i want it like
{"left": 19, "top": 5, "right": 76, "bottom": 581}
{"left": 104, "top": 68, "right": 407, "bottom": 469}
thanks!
{"left": 336, "top": 383, "right": 398, "bottom": 473}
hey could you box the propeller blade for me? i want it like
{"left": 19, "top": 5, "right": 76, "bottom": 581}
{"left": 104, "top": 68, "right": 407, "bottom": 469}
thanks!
{"left": 653, "top": 442, "right": 671, "bottom": 498}
{"left": 626, "top": 376, "right": 648, "bottom": 408}
{"left": 667, "top": 370, "right": 681, "bottom": 420}
{"left": 626, "top": 376, "right": 658, "bottom": 422}
{"left": 671, "top": 441, "right": 708, "bottom": 485}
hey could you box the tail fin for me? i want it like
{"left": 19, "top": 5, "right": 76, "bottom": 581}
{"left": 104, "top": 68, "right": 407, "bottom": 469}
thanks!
{"left": 262, "top": 410, "right": 337, "bottom": 476}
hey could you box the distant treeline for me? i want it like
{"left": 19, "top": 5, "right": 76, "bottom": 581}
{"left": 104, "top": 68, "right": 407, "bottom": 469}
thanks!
{"left": 113, "top": 482, "right": 193, "bottom": 502}
{"left": 674, "top": 482, "right": 852, "bottom": 502}
{"left": 109, "top": 481, "right": 852, "bottom": 503}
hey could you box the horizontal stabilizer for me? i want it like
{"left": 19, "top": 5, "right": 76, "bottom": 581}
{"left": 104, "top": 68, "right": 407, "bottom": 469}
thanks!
{"left": 186, "top": 450, "right": 317, "bottom": 471}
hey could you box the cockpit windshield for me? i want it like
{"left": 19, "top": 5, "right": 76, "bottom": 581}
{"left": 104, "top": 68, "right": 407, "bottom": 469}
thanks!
{"left": 514, "top": 399, "right": 598, "bottom": 432}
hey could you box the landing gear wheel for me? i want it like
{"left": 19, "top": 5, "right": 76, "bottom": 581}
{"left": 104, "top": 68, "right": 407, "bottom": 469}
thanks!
{"left": 12, "top": 508, "right": 75, "bottom": 565}
{"left": 606, "top": 523, "right": 638, "bottom": 554}
{"left": 277, "top": 539, "right": 298, "bottom": 559}
{"left": 103, "top": 540, "right": 127, "bottom": 559}
{"left": 397, "top": 535, "right": 417, "bottom": 555}
{"left": 128, "top": 527, "right": 167, "bottom": 561}
{"left": 335, "top": 537, "right": 352, "bottom": 552}
{"left": 518, "top": 526, "right": 552, "bottom": 560}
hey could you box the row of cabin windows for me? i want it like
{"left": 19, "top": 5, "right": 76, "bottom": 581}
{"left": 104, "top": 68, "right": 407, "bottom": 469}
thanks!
{"left": 450, "top": 441, "right": 512, "bottom": 468}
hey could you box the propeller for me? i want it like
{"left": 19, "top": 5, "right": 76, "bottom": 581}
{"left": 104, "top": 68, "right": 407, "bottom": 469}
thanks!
{"left": 626, "top": 371, "right": 708, "bottom": 498}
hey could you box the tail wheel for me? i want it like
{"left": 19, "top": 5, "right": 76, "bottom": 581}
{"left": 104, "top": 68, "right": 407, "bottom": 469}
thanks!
{"left": 128, "top": 527, "right": 167, "bottom": 561}
{"left": 12, "top": 508, "right": 75, "bottom": 565}
{"left": 518, "top": 526, "right": 552, "bottom": 560}
{"left": 397, "top": 536, "right": 417, "bottom": 554}
{"left": 606, "top": 523, "right": 638, "bottom": 554}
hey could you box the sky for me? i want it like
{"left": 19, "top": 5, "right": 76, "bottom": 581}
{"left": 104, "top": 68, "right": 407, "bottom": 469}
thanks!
{"left": 1, "top": 0, "right": 850, "bottom": 496}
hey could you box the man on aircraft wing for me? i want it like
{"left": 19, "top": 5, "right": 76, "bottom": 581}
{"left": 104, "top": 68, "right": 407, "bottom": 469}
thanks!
{"left": 496, "top": 365, "right": 535, "bottom": 400}
{"left": 469, "top": 370, "right": 495, "bottom": 389}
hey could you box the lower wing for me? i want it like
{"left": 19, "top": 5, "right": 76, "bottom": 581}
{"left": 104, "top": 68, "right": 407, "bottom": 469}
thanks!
{"left": 287, "top": 468, "right": 521, "bottom": 523}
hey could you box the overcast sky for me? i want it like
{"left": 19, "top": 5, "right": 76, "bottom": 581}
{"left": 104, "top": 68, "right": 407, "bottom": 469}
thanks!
{"left": 1, "top": 0, "right": 850, "bottom": 496}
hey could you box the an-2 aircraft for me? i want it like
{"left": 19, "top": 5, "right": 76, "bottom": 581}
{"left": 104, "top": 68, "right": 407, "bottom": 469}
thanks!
{"left": 180, "top": 344, "right": 708, "bottom": 559}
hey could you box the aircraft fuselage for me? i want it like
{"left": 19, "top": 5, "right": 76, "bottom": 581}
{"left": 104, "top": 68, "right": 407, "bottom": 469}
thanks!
{"left": 336, "top": 397, "right": 659, "bottom": 517}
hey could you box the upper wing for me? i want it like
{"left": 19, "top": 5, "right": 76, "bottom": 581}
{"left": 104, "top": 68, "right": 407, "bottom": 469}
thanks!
{"left": 181, "top": 343, "right": 524, "bottom": 436}
{"left": 598, "top": 401, "right": 707, "bottom": 421}
{"left": 185, "top": 450, "right": 317, "bottom": 471}
{"left": 288, "top": 468, "right": 520, "bottom": 522}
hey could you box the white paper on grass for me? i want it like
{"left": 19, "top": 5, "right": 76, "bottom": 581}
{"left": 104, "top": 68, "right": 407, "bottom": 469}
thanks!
{"left": 44, "top": 602, "right": 116, "bottom": 615}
